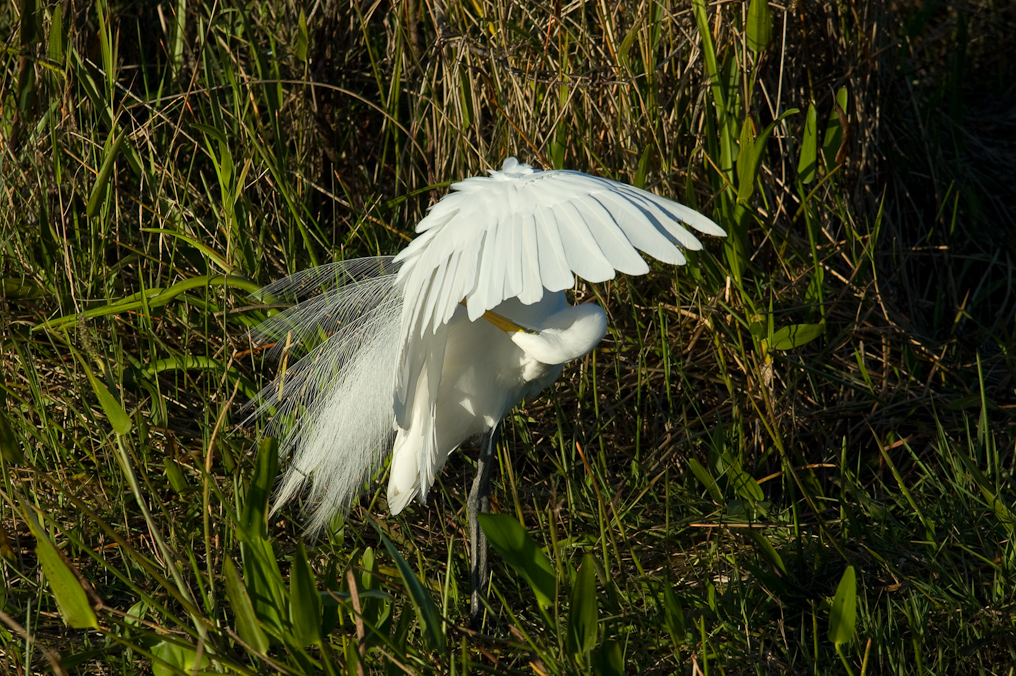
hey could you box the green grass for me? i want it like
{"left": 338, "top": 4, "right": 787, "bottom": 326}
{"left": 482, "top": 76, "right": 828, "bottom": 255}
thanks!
{"left": 2, "top": 0, "right": 1015, "bottom": 674}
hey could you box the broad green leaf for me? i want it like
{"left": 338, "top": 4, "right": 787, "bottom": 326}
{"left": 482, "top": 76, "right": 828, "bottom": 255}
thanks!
{"left": 163, "top": 453, "right": 188, "bottom": 494}
{"left": 356, "top": 547, "right": 387, "bottom": 632}
{"left": 591, "top": 641, "right": 624, "bottom": 676}
{"left": 746, "top": 0, "right": 773, "bottom": 53}
{"left": 822, "top": 87, "right": 849, "bottom": 167}
{"left": 736, "top": 119, "right": 757, "bottom": 203}
{"left": 634, "top": 145, "right": 653, "bottom": 190}
{"left": 478, "top": 513, "right": 555, "bottom": 610}
{"left": 222, "top": 556, "right": 269, "bottom": 653}
{"left": 24, "top": 510, "right": 97, "bottom": 629}
{"left": 344, "top": 642, "right": 362, "bottom": 676}
{"left": 217, "top": 140, "right": 233, "bottom": 188}
{"left": 319, "top": 562, "right": 340, "bottom": 637}
{"left": 377, "top": 528, "right": 444, "bottom": 651}
{"left": 662, "top": 581, "right": 686, "bottom": 645}
{"left": 138, "top": 355, "right": 237, "bottom": 380}
{"left": 237, "top": 439, "right": 287, "bottom": 637}
{"left": 20, "top": 0, "right": 41, "bottom": 46}
{"left": 36, "top": 541, "right": 98, "bottom": 630}
{"left": 768, "top": 323, "right": 825, "bottom": 351}
{"left": 551, "top": 138, "right": 566, "bottom": 171}
{"left": 151, "top": 640, "right": 212, "bottom": 676}
{"left": 289, "top": 542, "right": 322, "bottom": 646}
{"left": 191, "top": 123, "right": 227, "bottom": 145}
{"left": 38, "top": 273, "right": 259, "bottom": 332}
{"left": 737, "top": 109, "right": 798, "bottom": 203}
{"left": 48, "top": 4, "right": 64, "bottom": 62}
{"left": 551, "top": 107, "right": 567, "bottom": 170}
{"left": 728, "top": 465, "right": 765, "bottom": 503}
{"left": 241, "top": 438, "right": 278, "bottom": 538}
{"left": 17, "top": 49, "right": 36, "bottom": 115}
{"left": 748, "top": 320, "right": 768, "bottom": 340}
{"left": 687, "top": 458, "right": 723, "bottom": 502}
{"left": 361, "top": 547, "right": 376, "bottom": 590}
{"left": 617, "top": 16, "right": 642, "bottom": 73}
{"left": 828, "top": 566, "right": 857, "bottom": 646}
{"left": 0, "top": 409, "right": 24, "bottom": 464}
{"left": 1, "top": 277, "right": 46, "bottom": 299}
{"left": 295, "top": 10, "right": 309, "bottom": 63}
{"left": 125, "top": 600, "right": 148, "bottom": 627}
{"left": 567, "top": 554, "right": 598, "bottom": 657}
{"left": 81, "top": 363, "right": 132, "bottom": 435}
{"left": 805, "top": 267, "right": 825, "bottom": 318}
{"left": 239, "top": 534, "right": 287, "bottom": 639}
{"left": 798, "top": 104, "right": 818, "bottom": 184}
{"left": 746, "top": 530, "right": 787, "bottom": 575}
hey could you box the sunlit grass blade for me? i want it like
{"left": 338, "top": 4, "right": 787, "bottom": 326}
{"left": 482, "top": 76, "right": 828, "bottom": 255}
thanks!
{"left": 289, "top": 542, "right": 323, "bottom": 647}
{"left": 567, "top": 554, "right": 598, "bottom": 659}
{"left": 375, "top": 524, "right": 445, "bottom": 653}
{"left": 222, "top": 556, "right": 270, "bottom": 654}
{"left": 478, "top": 513, "right": 556, "bottom": 612}
{"left": 22, "top": 506, "right": 98, "bottom": 630}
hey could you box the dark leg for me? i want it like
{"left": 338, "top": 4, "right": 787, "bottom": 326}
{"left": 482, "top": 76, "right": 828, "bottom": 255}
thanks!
{"left": 468, "top": 425, "right": 499, "bottom": 627}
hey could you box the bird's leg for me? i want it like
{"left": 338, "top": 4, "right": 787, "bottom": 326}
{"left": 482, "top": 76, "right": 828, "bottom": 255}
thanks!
{"left": 468, "top": 425, "right": 499, "bottom": 627}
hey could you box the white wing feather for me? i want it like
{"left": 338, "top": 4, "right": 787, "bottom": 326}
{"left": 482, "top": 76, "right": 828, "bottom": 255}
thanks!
{"left": 392, "top": 157, "right": 724, "bottom": 423}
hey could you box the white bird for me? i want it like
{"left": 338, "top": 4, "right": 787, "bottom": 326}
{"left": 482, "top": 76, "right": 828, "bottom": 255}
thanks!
{"left": 243, "top": 157, "right": 724, "bottom": 621}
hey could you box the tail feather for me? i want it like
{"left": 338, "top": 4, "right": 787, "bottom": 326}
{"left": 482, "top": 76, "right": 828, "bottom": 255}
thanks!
{"left": 241, "top": 257, "right": 403, "bottom": 534}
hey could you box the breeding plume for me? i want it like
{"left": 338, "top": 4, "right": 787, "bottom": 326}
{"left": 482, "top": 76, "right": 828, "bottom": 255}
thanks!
{"left": 244, "top": 158, "right": 724, "bottom": 619}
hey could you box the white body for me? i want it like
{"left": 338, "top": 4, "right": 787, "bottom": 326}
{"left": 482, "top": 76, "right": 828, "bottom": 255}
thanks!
{"left": 387, "top": 293, "right": 606, "bottom": 512}
{"left": 243, "top": 158, "right": 724, "bottom": 531}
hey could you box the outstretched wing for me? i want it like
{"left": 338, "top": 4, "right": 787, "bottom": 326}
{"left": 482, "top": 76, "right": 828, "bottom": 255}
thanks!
{"left": 393, "top": 157, "right": 725, "bottom": 340}
{"left": 392, "top": 157, "right": 725, "bottom": 419}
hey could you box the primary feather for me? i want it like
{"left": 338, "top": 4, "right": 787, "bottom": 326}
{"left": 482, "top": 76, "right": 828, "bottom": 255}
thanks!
{"left": 244, "top": 158, "right": 724, "bottom": 531}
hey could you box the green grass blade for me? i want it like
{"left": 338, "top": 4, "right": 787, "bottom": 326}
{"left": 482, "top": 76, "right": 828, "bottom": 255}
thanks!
{"left": 237, "top": 439, "right": 288, "bottom": 638}
{"left": 567, "top": 554, "right": 598, "bottom": 658}
{"left": 662, "top": 581, "right": 687, "bottom": 646}
{"left": 222, "top": 556, "right": 270, "bottom": 654}
{"left": 829, "top": 565, "right": 857, "bottom": 646}
{"left": 591, "top": 641, "right": 624, "bottom": 676}
{"left": 289, "top": 542, "right": 323, "bottom": 647}
{"left": 78, "top": 352, "right": 132, "bottom": 436}
{"left": 0, "top": 408, "right": 25, "bottom": 464}
{"left": 798, "top": 103, "right": 818, "bottom": 184}
{"left": 376, "top": 526, "right": 445, "bottom": 652}
{"left": 478, "top": 513, "right": 556, "bottom": 611}
{"left": 150, "top": 640, "right": 212, "bottom": 676}
{"left": 85, "top": 132, "right": 125, "bottom": 218}
{"left": 822, "top": 87, "right": 850, "bottom": 168}
{"left": 687, "top": 458, "right": 723, "bottom": 503}
{"left": 746, "top": 0, "right": 773, "bottom": 53}
{"left": 23, "top": 507, "right": 98, "bottom": 629}
{"left": 767, "top": 323, "right": 825, "bottom": 351}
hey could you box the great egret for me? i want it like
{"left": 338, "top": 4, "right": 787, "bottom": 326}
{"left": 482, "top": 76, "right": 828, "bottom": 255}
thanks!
{"left": 243, "top": 157, "right": 724, "bottom": 621}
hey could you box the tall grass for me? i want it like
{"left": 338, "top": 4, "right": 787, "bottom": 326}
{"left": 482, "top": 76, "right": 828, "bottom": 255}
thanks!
{"left": 2, "top": 0, "right": 1014, "bottom": 674}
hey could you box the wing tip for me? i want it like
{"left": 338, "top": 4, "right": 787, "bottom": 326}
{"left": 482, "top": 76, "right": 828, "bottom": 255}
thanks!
{"left": 678, "top": 206, "right": 726, "bottom": 238}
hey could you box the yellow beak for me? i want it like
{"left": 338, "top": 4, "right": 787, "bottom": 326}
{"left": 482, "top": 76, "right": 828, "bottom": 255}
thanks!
{"left": 482, "top": 309, "right": 538, "bottom": 335}
{"left": 459, "top": 299, "right": 537, "bottom": 334}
